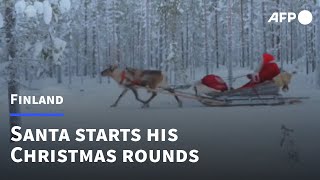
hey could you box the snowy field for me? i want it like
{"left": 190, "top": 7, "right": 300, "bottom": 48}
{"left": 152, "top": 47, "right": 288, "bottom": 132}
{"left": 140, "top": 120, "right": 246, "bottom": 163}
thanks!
{"left": 0, "top": 72, "right": 320, "bottom": 179}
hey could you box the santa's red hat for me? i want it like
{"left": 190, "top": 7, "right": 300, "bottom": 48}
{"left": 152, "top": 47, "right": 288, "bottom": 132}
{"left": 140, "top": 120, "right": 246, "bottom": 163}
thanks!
{"left": 263, "top": 53, "right": 275, "bottom": 64}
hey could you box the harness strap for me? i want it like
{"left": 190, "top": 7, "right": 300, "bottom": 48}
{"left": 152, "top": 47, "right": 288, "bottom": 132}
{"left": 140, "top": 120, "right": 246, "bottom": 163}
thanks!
{"left": 132, "top": 80, "right": 142, "bottom": 85}
{"left": 119, "top": 70, "right": 142, "bottom": 86}
{"left": 120, "top": 71, "right": 126, "bottom": 85}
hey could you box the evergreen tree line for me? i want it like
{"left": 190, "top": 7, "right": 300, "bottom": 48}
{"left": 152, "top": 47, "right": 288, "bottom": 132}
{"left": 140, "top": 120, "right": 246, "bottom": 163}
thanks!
{"left": 0, "top": 0, "right": 319, "bottom": 86}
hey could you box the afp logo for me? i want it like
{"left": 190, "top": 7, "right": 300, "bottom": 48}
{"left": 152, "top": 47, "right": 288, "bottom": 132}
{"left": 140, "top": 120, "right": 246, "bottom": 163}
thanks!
{"left": 268, "top": 10, "right": 313, "bottom": 25}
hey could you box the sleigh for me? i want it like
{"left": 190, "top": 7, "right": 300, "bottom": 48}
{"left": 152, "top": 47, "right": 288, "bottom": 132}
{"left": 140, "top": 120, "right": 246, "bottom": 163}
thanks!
{"left": 193, "top": 81, "right": 308, "bottom": 107}
{"left": 162, "top": 71, "right": 307, "bottom": 107}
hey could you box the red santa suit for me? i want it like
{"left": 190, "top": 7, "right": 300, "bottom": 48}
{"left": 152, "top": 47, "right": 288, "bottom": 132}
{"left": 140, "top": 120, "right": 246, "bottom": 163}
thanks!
{"left": 241, "top": 53, "right": 280, "bottom": 89}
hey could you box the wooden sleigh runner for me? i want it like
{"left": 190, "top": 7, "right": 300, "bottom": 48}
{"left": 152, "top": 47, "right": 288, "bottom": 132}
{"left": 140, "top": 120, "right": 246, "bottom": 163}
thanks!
{"left": 141, "top": 82, "right": 308, "bottom": 107}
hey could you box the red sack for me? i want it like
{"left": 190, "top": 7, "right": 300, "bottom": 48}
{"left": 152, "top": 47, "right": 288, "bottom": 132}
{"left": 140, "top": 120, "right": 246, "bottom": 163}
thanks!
{"left": 201, "top": 75, "right": 228, "bottom": 92}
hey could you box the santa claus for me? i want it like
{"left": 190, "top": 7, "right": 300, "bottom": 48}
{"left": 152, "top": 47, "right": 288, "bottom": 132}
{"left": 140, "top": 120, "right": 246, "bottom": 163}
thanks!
{"left": 241, "top": 53, "right": 280, "bottom": 89}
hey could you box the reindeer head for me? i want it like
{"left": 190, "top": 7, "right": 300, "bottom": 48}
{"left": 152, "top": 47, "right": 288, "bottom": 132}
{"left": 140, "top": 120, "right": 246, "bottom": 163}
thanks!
{"left": 101, "top": 65, "right": 118, "bottom": 77}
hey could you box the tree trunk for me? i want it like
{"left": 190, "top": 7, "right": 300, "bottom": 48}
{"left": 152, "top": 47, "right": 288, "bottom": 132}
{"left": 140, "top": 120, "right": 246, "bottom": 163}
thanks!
{"left": 262, "top": 1, "right": 267, "bottom": 52}
{"left": 203, "top": 0, "right": 209, "bottom": 75}
{"left": 240, "top": 0, "right": 245, "bottom": 67}
{"left": 84, "top": 0, "right": 89, "bottom": 77}
{"left": 185, "top": 11, "right": 189, "bottom": 70}
{"left": 5, "top": 0, "right": 21, "bottom": 139}
{"left": 57, "top": 65, "right": 62, "bottom": 84}
{"left": 290, "top": 10, "right": 293, "bottom": 64}
{"left": 92, "top": 0, "right": 97, "bottom": 78}
{"left": 227, "top": 0, "right": 233, "bottom": 88}
{"left": 276, "top": 0, "right": 281, "bottom": 63}
{"left": 306, "top": 25, "right": 309, "bottom": 74}
{"left": 159, "top": 24, "right": 163, "bottom": 69}
{"left": 215, "top": 10, "right": 220, "bottom": 69}
{"left": 249, "top": 0, "right": 254, "bottom": 70}
{"left": 317, "top": 16, "right": 320, "bottom": 87}
{"left": 145, "top": 0, "right": 150, "bottom": 68}
{"left": 181, "top": 31, "right": 185, "bottom": 69}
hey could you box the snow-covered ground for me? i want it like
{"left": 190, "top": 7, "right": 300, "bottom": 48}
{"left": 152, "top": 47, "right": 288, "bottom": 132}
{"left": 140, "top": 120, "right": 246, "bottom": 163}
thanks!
{"left": 0, "top": 73, "right": 320, "bottom": 179}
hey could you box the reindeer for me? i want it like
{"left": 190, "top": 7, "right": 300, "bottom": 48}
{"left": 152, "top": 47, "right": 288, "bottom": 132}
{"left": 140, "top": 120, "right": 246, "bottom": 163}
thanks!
{"left": 101, "top": 65, "right": 182, "bottom": 108}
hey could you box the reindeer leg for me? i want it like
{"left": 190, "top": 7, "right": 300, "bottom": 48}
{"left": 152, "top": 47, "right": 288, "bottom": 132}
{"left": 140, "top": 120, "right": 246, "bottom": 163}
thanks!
{"left": 111, "top": 88, "right": 129, "bottom": 107}
{"left": 142, "top": 92, "right": 157, "bottom": 108}
{"left": 167, "top": 88, "right": 183, "bottom": 108}
{"left": 129, "top": 87, "right": 147, "bottom": 104}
